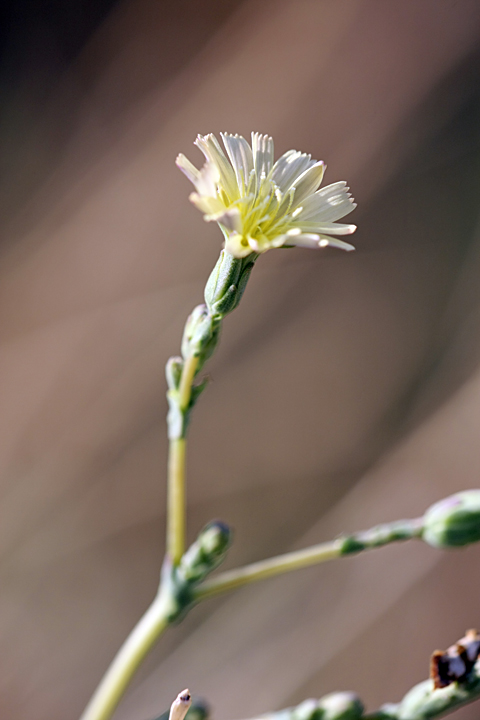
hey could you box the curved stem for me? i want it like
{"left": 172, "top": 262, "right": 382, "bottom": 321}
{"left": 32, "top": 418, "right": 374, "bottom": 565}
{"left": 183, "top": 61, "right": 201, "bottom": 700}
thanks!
{"left": 79, "top": 591, "right": 171, "bottom": 720}
{"left": 167, "top": 355, "right": 199, "bottom": 565}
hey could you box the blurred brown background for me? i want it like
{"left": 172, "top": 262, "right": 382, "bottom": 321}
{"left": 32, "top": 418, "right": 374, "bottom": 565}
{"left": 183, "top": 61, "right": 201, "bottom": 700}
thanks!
{"left": 2, "top": 1, "right": 480, "bottom": 719}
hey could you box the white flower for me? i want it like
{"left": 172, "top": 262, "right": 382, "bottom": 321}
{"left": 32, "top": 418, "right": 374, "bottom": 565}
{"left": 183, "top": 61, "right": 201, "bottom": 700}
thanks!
{"left": 176, "top": 132, "right": 357, "bottom": 259}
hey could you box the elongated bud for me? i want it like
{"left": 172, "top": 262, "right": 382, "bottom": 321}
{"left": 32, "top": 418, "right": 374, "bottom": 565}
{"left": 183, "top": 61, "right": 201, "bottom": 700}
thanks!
{"left": 422, "top": 490, "right": 480, "bottom": 548}
{"left": 178, "top": 521, "right": 232, "bottom": 584}
{"left": 318, "top": 693, "right": 364, "bottom": 720}
{"left": 204, "top": 249, "right": 256, "bottom": 317}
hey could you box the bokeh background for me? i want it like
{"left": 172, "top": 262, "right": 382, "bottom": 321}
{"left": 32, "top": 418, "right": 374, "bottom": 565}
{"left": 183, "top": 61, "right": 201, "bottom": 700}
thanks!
{"left": 2, "top": 1, "right": 480, "bottom": 719}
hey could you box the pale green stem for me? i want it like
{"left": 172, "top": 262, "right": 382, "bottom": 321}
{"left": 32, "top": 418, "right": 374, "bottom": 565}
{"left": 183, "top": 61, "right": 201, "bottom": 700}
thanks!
{"left": 194, "top": 538, "right": 344, "bottom": 601}
{"left": 167, "top": 355, "right": 198, "bottom": 565}
{"left": 178, "top": 355, "right": 199, "bottom": 410}
{"left": 167, "top": 437, "right": 187, "bottom": 565}
{"left": 195, "top": 517, "right": 423, "bottom": 601}
{"left": 78, "top": 591, "right": 171, "bottom": 720}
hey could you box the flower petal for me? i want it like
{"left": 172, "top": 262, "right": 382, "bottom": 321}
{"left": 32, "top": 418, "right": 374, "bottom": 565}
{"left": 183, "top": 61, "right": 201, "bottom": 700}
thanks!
{"left": 176, "top": 153, "right": 200, "bottom": 185}
{"left": 291, "top": 161, "right": 325, "bottom": 204}
{"left": 213, "top": 207, "right": 242, "bottom": 233}
{"left": 296, "top": 221, "right": 357, "bottom": 236}
{"left": 286, "top": 232, "right": 322, "bottom": 249}
{"left": 299, "top": 182, "right": 356, "bottom": 222}
{"left": 318, "top": 236, "right": 355, "bottom": 251}
{"left": 271, "top": 150, "right": 315, "bottom": 193}
{"left": 195, "top": 134, "right": 239, "bottom": 201}
{"left": 176, "top": 153, "right": 219, "bottom": 197}
{"left": 221, "top": 133, "right": 254, "bottom": 192}
{"left": 189, "top": 193, "right": 225, "bottom": 216}
{"left": 251, "top": 133, "right": 274, "bottom": 179}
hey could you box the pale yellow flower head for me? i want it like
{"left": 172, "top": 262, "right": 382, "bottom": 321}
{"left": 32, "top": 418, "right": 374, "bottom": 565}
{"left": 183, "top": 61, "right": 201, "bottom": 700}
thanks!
{"left": 176, "top": 132, "right": 356, "bottom": 258}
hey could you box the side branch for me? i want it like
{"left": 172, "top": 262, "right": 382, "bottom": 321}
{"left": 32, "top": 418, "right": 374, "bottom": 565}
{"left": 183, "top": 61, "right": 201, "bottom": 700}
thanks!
{"left": 195, "top": 538, "right": 342, "bottom": 600}
{"left": 195, "top": 517, "right": 423, "bottom": 601}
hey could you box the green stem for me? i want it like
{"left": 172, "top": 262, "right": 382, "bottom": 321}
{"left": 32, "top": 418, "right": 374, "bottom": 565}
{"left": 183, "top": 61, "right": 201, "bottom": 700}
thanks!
{"left": 167, "top": 355, "right": 198, "bottom": 565}
{"left": 78, "top": 591, "right": 171, "bottom": 720}
{"left": 167, "top": 437, "right": 187, "bottom": 566}
{"left": 195, "top": 517, "right": 423, "bottom": 601}
{"left": 195, "top": 538, "right": 344, "bottom": 600}
{"left": 178, "top": 355, "right": 199, "bottom": 411}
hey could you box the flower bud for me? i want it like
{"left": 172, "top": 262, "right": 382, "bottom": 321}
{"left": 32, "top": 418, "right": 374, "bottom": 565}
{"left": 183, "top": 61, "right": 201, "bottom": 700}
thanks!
{"left": 395, "top": 679, "right": 431, "bottom": 718}
{"left": 318, "top": 693, "right": 364, "bottom": 720}
{"left": 422, "top": 490, "right": 480, "bottom": 549}
{"left": 178, "top": 521, "right": 232, "bottom": 584}
{"left": 181, "top": 304, "right": 220, "bottom": 368}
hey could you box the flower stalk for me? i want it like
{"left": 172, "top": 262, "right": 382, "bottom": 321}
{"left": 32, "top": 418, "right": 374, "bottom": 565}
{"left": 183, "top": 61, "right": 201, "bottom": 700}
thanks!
{"left": 166, "top": 354, "right": 199, "bottom": 565}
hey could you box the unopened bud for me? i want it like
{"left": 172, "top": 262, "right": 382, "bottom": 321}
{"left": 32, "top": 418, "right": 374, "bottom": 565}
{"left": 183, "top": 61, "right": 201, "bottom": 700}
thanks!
{"left": 422, "top": 490, "right": 480, "bottom": 549}
{"left": 181, "top": 304, "right": 220, "bottom": 368}
{"left": 318, "top": 692, "right": 364, "bottom": 720}
{"left": 199, "top": 521, "right": 231, "bottom": 557}
{"left": 178, "top": 521, "right": 232, "bottom": 584}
